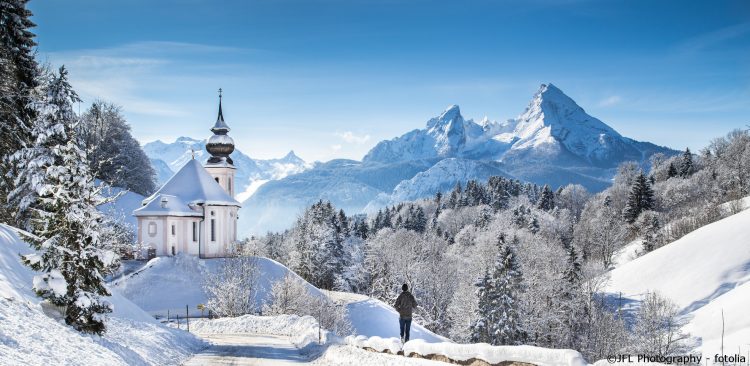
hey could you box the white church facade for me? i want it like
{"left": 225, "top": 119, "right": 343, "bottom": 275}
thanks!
{"left": 133, "top": 94, "right": 240, "bottom": 258}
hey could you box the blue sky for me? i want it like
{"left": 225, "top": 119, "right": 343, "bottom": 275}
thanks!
{"left": 29, "top": 0, "right": 750, "bottom": 161}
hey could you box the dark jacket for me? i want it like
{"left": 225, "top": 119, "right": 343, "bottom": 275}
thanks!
{"left": 394, "top": 291, "right": 418, "bottom": 318}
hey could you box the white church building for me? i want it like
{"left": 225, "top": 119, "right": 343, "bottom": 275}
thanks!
{"left": 133, "top": 94, "right": 240, "bottom": 258}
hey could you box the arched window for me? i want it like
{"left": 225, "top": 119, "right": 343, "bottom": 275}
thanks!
{"left": 215, "top": 177, "right": 219, "bottom": 184}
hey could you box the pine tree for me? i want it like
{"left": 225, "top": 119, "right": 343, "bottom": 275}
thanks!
{"left": 0, "top": 0, "right": 39, "bottom": 224}
{"left": 8, "top": 66, "right": 117, "bottom": 334}
{"left": 470, "top": 240, "right": 525, "bottom": 345}
{"left": 537, "top": 184, "right": 554, "bottom": 211}
{"left": 558, "top": 245, "right": 585, "bottom": 349}
{"left": 469, "top": 269, "right": 493, "bottom": 343}
{"left": 666, "top": 162, "right": 678, "bottom": 179}
{"left": 623, "top": 173, "right": 655, "bottom": 224}
{"left": 77, "top": 101, "right": 156, "bottom": 195}
{"left": 679, "top": 148, "right": 694, "bottom": 178}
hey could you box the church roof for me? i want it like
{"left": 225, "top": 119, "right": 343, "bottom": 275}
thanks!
{"left": 133, "top": 159, "right": 240, "bottom": 217}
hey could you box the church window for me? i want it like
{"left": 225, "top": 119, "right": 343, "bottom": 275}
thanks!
{"left": 192, "top": 222, "right": 197, "bottom": 241}
{"left": 171, "top": 224, "right": 175, "bottom": 236}
{"left": 227, "top": 177, "right": 231, "bottom": 192}
{"left": 211, "top": 219, "right": 216, "bottom": 242}
{"left": 215, "top": 177, "right": 219, "bottom": 184}
{"left": 171, "top": 246, "right": 175, "bottom": 256}
{"left": 148, "top": 222, "right": 157, "bottom": 236}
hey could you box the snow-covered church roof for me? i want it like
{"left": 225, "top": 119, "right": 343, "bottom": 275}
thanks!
{"left": 134, "top": 159, "right": 240, "bottom": 217}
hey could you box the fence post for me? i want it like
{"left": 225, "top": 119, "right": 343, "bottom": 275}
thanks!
{"left": 186, "top": 305, "right": 190, "bottom": 332}
{"left": 177, "top": 314, "right": 180, "bottom": 329}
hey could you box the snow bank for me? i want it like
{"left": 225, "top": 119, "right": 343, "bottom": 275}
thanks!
{"left": 346, "top": 335, "right": 588, "bottom": 366}
{"left": 605, "top": 208, "right": 750, "bottom": 355}
{"left": 0, "top": 224, "right": 205, "bottom": 365}
{"left": 346, "top": 335, "right": 402, "bottom": 354}
{"left": 190, "top": 314, "right": 333, "bottom": 356}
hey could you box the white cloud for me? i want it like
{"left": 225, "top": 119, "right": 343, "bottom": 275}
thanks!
{"left": 599, "top": 95, "right": 622, "bottom": 107}
{"left": 330, "top": 144, "right": 342, "bottom": 151}
{"left": 335, "top": 131, "right": 371, "bottom": 144}
{"left": 675, "top": 22, "right": 750, "bottom": 54}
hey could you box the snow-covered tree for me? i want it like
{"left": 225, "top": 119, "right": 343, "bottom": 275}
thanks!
{"left": 623, "top": 172, "right": 655, "bottom": 224}
{"left": 78, "top": 101, "right": 156, "bottom": 195}
{"left": 679, "top": 148, "right": 694, "bottom": 178}
{"left": 0, "top": 0, "right": 39, "bottom": 225}
{"left": 204, "top": 253, "right": 259, "bottom": 317}
{"left": 263, "top": 273, "right": 352, "bottom": 336}
{"left": 8, "top": 66, "right": 117, "bottom": 334}
{"left": 470, "top": 237, "right": 525, "bottom": 345}
{"left": 537, "top": 184, "right": 555, "bottom": 211}
{"left": 632, "top": 292, "right": 690, "bottom": 356}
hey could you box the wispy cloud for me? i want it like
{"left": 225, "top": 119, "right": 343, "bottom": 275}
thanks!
{"left": 598, "top": 95, "right": 622, "bottom": 107}
{"left": 39, "top": 41, "right": 260, "bottom": 118}
{"left": 335, "top": 131, "right": 371, "bottom": 144}
{"left": 676, "top": 22, "right": 750, "bottom": 54}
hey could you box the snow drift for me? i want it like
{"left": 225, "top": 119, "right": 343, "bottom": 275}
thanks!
{"left": 0, "top": 224, "right": 204, "bottom": 366}
{"left": 605, "top": 207, "right": 750, "bottom": 356}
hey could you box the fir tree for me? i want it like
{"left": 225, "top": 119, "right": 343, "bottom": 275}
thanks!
{"left": 623, "top": 173, "right": 655, "bottom": 224}
{"left": 0, "top": 0, "right": 39, "bottom": 224}
{"left": 8, "top": 67, "right": 117, "bottom": 334}
{"left": 679, "top": 148, "right": 694, "bottom": 178}
{"left": 537, "top": 184, "right": 555, "bottom": 211}
{"left": 666, "top": 162, "right": 678, "bottom": 179}
{"left": 470, "top": 241, "right": 525, "bottom": 345}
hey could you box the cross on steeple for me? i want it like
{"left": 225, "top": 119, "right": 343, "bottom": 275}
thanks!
{"left": 218, "top": 88, "right": 223, "bottom": 100}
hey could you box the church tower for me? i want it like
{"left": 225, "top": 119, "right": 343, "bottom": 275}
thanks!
{"left": 204, "top": 89, "right": 237, "bottom": 197}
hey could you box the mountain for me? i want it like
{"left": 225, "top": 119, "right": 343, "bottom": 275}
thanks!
{"left": 143, "top": 137, "right": 311, "bottom": 200}
{"left": 241, "top": 83, "right": 676, "bottom": 236}
{"left": 366, "top": 83, "right": 673, "bottom": 172}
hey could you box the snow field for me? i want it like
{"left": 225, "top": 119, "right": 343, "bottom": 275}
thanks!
{"left": 0, "top": 224, "right": 205, "bottom": 366}
{"left": 605, "top": 208, "right": 750, "bottom": 356}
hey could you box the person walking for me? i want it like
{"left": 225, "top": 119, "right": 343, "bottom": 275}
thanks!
{"left": 393, "top": 283, "right": 418, "bottom": 343}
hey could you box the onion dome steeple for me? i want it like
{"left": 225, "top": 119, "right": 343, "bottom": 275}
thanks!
{"left": 206, "top": 88, "right": 235, "bottom": 165}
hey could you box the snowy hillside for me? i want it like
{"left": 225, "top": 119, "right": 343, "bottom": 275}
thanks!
{"left": 0, "top": 224, "right": 204, "bottom": 365}
{"left": 143, "top": 137, "right": 310, "bottom": 199}
{"left": 112, "top": 254, "right": 445, "bottom": 343}
{"left": 605, "top": 207, "right": 750, "bottom": 356}
{"left": 241, "top": 83, "right": 675, "bottom": 235}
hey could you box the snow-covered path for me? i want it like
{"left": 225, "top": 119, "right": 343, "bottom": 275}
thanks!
{"left": 184, "top": 334, "right": 309, "bottom": 365}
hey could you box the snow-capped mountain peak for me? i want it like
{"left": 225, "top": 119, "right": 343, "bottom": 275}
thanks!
{"left": 506, "top": 83, "right": 639, "bottom": 165}
{"left": 426, "top": 104, "right": 467, "bottom": 156}
{"left": 279, "top": 150, "right": 304, "bottom": 164}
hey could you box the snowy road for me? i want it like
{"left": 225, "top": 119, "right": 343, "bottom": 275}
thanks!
{"left": 183, "top": 333, "right": 310, "bottom": 365}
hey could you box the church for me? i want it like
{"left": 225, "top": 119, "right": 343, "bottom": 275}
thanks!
{"left": 133, "top": 94, "right": 241, "bottom": 258}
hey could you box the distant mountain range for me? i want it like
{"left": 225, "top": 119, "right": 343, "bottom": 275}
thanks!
{"left": 144, "top": 84, "right": 676, "bottom": 236}
{"left": 143, "top": 137, "right": 311, "bottom": 202}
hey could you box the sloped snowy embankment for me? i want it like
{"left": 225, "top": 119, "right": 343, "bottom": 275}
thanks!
{"left": 0, "top": 224, "right": 204, "bottom": 366}
{"left": 113, "top": 256, "right": 446, "bottom": 342}
{"left": 606, "top": 207, "right": 750, "bottom": 356}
